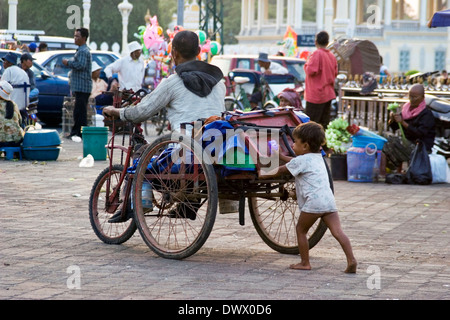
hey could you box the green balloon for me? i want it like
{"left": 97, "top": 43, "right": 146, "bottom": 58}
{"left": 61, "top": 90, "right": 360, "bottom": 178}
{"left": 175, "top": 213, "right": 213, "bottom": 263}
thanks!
{"left": 197, "top": 30, "right": 207, "bottom": 44}
{"left": 210, "top": 41, "right": 221, "bottom": 55}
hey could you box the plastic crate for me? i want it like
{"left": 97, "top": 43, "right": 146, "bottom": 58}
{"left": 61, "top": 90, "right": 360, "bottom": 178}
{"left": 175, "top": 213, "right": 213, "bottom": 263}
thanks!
{"left": 347, "top": 147, "right": 381, "bottom": 182}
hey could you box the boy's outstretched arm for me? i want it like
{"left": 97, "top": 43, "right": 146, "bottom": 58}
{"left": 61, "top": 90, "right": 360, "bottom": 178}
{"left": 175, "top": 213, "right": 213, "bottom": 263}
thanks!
{"left": 259, "top": 164, "right": 289, "bottom": 179}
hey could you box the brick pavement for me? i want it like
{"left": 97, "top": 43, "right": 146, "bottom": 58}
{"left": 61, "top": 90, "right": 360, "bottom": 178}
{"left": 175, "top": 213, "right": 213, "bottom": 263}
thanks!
{"left": 1, "top": 127, "right": 449, "bottom": 301}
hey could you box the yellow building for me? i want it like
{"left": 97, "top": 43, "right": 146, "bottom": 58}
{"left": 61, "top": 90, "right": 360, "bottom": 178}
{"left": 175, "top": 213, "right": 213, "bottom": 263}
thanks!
{"left": 235, "top": 0, "right": 450, "bottom": 74}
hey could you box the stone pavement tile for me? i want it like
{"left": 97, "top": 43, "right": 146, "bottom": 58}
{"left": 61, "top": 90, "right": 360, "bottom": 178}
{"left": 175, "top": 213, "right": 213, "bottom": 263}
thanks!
{"left": 1, "top": 136, "right": 450, "bottom": 300}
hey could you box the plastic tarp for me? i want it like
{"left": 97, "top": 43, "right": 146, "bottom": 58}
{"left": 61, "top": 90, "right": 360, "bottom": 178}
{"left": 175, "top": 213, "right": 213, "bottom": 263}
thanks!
{"left": 428, "top": 9, "right": 450, "bottom": 28}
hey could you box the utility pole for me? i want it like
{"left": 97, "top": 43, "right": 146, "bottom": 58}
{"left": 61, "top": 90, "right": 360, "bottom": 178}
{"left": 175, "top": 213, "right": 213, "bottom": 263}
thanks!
{"left": 198, "top": 0, "right": 224, "bottom": 54}
{"left": 177, "top": 0, "right": 184, "bottom": 26}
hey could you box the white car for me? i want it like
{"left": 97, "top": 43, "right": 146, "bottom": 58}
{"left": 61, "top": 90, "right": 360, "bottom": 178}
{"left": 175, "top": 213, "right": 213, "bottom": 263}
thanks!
{"left": 33, "top": 50, "right": 120, "bottom": 78}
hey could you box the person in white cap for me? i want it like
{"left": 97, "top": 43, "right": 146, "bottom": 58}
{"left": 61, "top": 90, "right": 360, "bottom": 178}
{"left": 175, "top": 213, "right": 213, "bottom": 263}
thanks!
{"left": 104, "top": 41, "right": 145, "bottom": 92}
{"left": 1, "top": 52, "right": 30, "bottom": 123}
{"left": 90, "top": 62, "right": 107, "bottom": 100}
{"left": 0, "top": 80, "right": 24, "bottom": 148}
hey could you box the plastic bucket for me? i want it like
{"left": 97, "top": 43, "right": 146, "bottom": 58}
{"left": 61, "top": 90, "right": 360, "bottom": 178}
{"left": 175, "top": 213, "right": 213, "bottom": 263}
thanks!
{"left": 82, "top": 126, "right": 108, "bottom": 161}
{"left": 330, "top": 154, "right": 348, "bottom": 180}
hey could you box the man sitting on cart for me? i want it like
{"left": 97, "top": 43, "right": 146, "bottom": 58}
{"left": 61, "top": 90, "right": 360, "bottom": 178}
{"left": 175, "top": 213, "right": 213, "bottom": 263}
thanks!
{"left": 103, "top": 30, "right": 226, "bottom": 222}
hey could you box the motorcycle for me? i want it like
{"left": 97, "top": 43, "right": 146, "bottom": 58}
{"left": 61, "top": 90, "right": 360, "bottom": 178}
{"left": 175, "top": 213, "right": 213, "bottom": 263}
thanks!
{"left": 425, "top": 94, "right": 450, "bottom": 158}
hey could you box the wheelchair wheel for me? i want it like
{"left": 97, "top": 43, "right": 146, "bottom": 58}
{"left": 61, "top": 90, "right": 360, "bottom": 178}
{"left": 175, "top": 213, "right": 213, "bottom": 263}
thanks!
{"left": 132, "top": 133, "right": 218, "bottom": 259}
{"left": 89, "top": 165, "right": 137, "bottom": 244}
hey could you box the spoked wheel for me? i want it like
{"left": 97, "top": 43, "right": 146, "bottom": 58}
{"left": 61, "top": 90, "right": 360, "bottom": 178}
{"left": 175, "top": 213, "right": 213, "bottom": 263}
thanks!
{"left": 248, "top": 158, "right": 332, "bottom": 254}
{"left": 132, "top": 133, "right": 218, "bottom": 259}
{"left": 89, "top": 165, "right": 137, "bottom": 244}
{"left": 248, "top": 181, "right": 327, "bottom": 254}
{"left": 225, "top": 97, "right": 244, "bottom": 111}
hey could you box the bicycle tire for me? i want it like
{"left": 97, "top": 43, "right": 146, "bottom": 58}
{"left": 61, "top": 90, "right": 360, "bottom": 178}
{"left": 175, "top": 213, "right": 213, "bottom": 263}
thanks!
{"left": 89, "top": 165, "right": 137, "bottom": 244}
{"left": 132, "top": 134, "right": 218, "bottom": 259}
{"left": 225, "top": 97, "right": 237, "bottom": 111}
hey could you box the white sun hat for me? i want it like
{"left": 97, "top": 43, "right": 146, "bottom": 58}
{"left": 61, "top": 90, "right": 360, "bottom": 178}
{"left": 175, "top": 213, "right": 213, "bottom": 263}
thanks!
{"left": 128, "top": 41, "right": 142, "bottom": 53}
{"left": 92, "top": 62, "right": 102, "bottom": 73}
{"left": 0, "top": 80, "right": 13, "bottom": 101}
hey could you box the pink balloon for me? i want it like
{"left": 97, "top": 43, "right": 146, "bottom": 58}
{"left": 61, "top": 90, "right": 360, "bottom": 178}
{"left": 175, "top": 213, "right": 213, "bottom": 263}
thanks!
{"left": 143, "top": 18, "right": 165, "bottom": 55}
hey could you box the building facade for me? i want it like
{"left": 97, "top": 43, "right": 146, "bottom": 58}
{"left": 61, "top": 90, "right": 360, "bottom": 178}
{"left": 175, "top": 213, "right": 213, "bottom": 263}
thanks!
{"left": 235, "top": 0, "right": 450, "bottom": 74}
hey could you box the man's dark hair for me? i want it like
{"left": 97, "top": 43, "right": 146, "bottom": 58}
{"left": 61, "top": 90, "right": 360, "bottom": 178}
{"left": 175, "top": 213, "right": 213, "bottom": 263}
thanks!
{"left": 38, "top": 42, "right": 48, "bottom": 51}
{"left": 172, "top": 30, "right": 200, "bottom": 59}
{"left": 316, "top": 31, "right": 329, "bottom": 47}
{"left": 76, "top": 28, "right": 89, "bottom": 40}
{"left": 293, "top": 121, "right": 325, "bottom": 153}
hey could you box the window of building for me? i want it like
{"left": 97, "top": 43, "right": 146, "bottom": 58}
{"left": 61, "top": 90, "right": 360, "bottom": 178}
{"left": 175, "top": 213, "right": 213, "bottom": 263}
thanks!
{"left": 399, "top": 50, "right": 410, "bottom": 72}
{"left": 435, "top": 51, "right": 446, "bottom": 71}
{"left": 437, "top": 0, "right": 448, "bottom": 11}
{"left": 393, "top": 0, "right": 419, "bottom": 20}
{"left": 302, "top": 0, "right": 316, "bottom": 22}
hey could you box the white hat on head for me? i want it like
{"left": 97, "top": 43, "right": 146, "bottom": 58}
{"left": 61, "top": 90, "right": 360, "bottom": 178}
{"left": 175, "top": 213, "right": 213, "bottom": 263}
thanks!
{"left": 128, "top": 41, "right": 142, "bottom": 53}
{"left": 92, "top": 62, "right": 102, "bottom": 73}
{"left": 0, "top": 80, "right": 13, "bottom": 101}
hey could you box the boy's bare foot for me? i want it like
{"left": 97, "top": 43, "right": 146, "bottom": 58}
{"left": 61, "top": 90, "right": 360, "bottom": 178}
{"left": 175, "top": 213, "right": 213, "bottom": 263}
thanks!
{"left": 289, "top": 262, "right": 311, "bottom": 270}
{"left": 344, "top": 260, "right": 357, "bottom": 273}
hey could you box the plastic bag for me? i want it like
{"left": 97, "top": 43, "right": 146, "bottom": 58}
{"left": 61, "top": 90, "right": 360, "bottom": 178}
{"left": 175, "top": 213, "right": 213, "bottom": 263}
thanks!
{"left": 79, "top": 154, "right": 94, "bottom": 168}
{"left": 429, "top": 153, "right": 449, "bottom": 184}
{"left": 385, "top": 173, "right": 407, "bottom": 184}
{"left": 405, "top": 141, "right": 432, "bottom": 185}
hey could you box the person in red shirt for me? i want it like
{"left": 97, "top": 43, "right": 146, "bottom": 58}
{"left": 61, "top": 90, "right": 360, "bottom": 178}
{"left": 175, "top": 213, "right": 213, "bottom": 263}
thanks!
{"left": 304, "top": 31, "right": 338, "bottom": 130}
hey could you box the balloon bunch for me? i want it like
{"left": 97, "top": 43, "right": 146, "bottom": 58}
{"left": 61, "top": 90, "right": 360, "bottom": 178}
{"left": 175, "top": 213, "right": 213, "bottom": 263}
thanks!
{"left": 196, "top": 30, "right": 221, "bottom": 61}
{"left": 134, "top": 25, "right": 149, "bottom": 58}
{"left": 166, "top": 25, "right": 185, "bottom": 56}
{"left": 143, "top": 15, "right": 167, "bottom": 57}
{"left": 277, "top": 26, "right": 299, "bottom": 57}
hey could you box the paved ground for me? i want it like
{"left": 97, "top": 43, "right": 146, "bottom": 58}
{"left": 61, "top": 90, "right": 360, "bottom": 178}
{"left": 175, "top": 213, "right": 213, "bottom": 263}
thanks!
{"left": 1, "top": 126, "right": 449, "bottom": 303}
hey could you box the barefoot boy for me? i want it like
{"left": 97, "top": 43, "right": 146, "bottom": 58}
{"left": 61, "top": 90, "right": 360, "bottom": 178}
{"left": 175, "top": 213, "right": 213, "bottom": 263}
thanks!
{"left": 260, "top": 121, "right": 357, "bottom": 273}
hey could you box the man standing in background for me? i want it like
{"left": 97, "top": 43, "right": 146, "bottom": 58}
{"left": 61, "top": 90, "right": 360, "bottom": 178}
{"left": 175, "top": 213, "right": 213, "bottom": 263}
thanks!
{"left": 104, "top": 41, "right": 145, "bottom": 93}
{"left": 304, "top": 31, "right": 338, "bottom": 131}
{"left": 63, "top": 28, "right": 92, "bottom": 139}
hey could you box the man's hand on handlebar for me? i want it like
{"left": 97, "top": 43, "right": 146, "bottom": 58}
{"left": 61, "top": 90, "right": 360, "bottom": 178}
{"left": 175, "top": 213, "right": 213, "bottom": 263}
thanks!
{"left": 102, "top": 106, "right": 120, "bottom": 120}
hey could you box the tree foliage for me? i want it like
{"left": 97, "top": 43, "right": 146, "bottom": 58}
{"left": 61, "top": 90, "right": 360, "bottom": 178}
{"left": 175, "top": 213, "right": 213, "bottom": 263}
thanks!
{"left": 0, "top": 0, "right": 160, "bottom": 46}
{"left": 0, "top": 0, "right": 243, "bottom": 45}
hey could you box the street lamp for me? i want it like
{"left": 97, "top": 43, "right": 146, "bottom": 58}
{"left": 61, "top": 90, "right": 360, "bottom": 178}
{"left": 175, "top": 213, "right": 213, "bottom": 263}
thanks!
{"left": 118, "top": 0, "right": 133, "bottom": 56}
{"left": 8, "top": 0, "right": 18, "bottom": 31}
{"left": 83, "top": 0, "right": 91, "bottom": 45}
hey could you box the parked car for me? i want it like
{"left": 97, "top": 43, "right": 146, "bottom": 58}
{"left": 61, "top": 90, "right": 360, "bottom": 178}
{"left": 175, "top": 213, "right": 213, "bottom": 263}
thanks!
{"left": 210, "top": 54, "right": 306, "bottom": 94}
{"left": 0, "top": 49, "right": 70, "bottom": 125}
{"left": 0, "top": 31, "right": 78, "bottom": 50}
{"left": 33, "top": 50, "right": 120, "bottom": 80}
